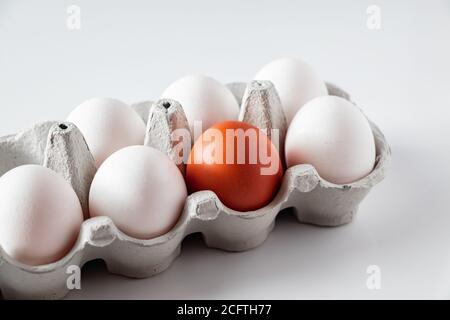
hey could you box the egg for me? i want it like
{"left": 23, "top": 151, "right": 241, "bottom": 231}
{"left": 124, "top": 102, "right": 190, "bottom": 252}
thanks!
{"left": 67, "top": 97, "right": 146, "bottom": 167}
{"left": 161, "top": 75, "right": 239, "bottom": 140}
{"left": 285, "top": 96, "right": 376, "bottom": 184}
{"left": 186, "top": 121, "right": 283, "bottom": 212}
{"left": 254, "top": 58, "right": 328, "bottom": 124}
{"left": 89, "top": 145, "right": 187, "bottom": 239}
{"left": 0, "top": 165, "right": 83, "bottom": 266}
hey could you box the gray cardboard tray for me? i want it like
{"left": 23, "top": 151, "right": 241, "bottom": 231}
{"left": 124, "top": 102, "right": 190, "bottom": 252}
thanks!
{"left": 0, "top": 81, "right": 390, "bottom": 299}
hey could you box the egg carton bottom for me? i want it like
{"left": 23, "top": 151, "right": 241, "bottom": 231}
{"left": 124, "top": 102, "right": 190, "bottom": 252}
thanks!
{"left": 0, "top": 83, "right": 390, "bottom": 299}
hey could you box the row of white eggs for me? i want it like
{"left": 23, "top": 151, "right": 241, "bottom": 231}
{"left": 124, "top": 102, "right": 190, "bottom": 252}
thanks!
{"left": 0, "top": 58, "right": 376, "bottom": 267}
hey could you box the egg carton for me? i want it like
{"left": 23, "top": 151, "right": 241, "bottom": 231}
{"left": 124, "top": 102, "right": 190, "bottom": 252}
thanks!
{"left": 0, "top": 81, "right": 390, "bottom": 299}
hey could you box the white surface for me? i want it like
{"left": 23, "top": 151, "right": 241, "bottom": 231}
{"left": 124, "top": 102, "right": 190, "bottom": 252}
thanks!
{"left": 254, "top": 58, "right": 328, "bottom": 124}
{"left": 67, "top": 97, "right": 146, "bottom": 167}
{"left": 161, "top": 75, "right": 239, "bottom": 140}
{"left": 90, "top": 145, "right": 187, "bottom": 240}
{"left": 285, "top": 95, "right": 376, "bottom": 184}
{"left": 0, "top": 165, "right": 83, "bottom": 266}
{"left": 0, "top": 0, "right": 449, "bottom": 299}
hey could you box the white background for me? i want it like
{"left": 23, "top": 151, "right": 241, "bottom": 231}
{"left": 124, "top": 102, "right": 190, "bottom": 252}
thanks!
{"left": 1, "top": 0, "right": 449, "bottom": 299}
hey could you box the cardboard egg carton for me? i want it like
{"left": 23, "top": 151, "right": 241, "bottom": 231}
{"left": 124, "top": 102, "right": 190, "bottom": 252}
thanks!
{"left": 0, "top": 82, "right": 390, "bottom": 299}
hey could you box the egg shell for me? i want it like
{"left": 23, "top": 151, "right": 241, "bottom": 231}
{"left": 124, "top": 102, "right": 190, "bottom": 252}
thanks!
{"left": 67, "top": 97, "right": 146, "bottom": 167}
{"left": 161, "top": 75, "right": 239, "bottom": 140}
{"left": 285, "top": 95, "right": 376, "bottom": 184}
{"left": 0, "top": 165, "right": 83, "bottom": 266}
{"left": 89, "top": 145, "right": 187, "bottom": 240}
{"left": 255, "top": 58, "right": 328, "bottom": 124}
{"left": 186, "top": 120, "right": 284, "bottom": 212}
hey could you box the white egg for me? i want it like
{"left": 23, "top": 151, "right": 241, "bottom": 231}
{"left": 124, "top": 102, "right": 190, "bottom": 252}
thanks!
{"left": 89, "top": 145, "right": 187, "bottom": 240}
{"left": 67, "top": 97, "right": 146, "bottom": 167}
{"left": 161, "top": 75, "right": 239, "bottom": 140}
{"left": 0, "top": 165, "right": 83, "bottom": 266}
{"left": 285, "top": 96, "right": 376, "bottom": 184}
{"left": 255, "top": 58, "right": 328, "bottom": 124}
